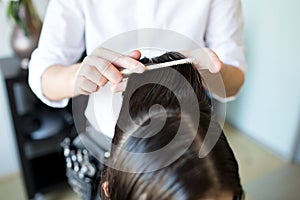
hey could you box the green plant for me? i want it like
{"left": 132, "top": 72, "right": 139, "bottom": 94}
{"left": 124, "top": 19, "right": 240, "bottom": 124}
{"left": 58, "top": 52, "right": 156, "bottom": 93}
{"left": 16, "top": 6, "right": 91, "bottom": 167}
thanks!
{"left": 6, "top": 0, "right": 41, "bottom": 36}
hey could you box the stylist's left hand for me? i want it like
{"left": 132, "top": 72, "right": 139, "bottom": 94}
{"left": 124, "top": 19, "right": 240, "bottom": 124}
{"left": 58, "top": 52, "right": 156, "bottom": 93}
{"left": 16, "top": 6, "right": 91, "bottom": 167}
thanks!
{"left": 74, "top": 48, "right": 145, "bottom": 95}
{"left": 109, "top": 50, "right": 143, "bottom": 92}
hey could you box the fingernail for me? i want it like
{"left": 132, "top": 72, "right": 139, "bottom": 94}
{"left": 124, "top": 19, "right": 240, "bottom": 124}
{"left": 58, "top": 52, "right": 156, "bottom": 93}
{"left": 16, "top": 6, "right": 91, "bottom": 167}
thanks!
{"left": 212, "top": 61, "right": 221, "bottom": 73}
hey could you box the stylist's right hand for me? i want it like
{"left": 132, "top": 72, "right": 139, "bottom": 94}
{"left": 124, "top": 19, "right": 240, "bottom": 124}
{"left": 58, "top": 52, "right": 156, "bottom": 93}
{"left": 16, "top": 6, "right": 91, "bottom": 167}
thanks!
{"left": 74, "top": 48, "right": 145, "bottom": 95}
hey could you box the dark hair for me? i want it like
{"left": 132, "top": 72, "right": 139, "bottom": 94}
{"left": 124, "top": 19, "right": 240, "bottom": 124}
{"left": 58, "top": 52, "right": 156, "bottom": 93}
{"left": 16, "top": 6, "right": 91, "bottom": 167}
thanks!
{"left": 100, "top": 52, "right": 243, "bottom": 200}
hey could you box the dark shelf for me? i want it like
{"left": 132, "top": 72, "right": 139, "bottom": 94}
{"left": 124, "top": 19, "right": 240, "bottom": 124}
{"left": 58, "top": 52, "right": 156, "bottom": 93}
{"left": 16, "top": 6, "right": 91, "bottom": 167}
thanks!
{"left": 0, "top": 57, "right": 74, "bottom": 199}
{"left": 24, "top": 130, "right": 68, "bottom": 160}
{"left": 28, "top": 152, "right": 67, "bottom": 191}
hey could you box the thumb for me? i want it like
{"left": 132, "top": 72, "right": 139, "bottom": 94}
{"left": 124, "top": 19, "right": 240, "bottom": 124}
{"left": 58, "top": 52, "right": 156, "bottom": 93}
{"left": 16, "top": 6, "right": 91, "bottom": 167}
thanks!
{"left": 126, "top": 50, "right": 142, "bottom": 60}
{"left": 202, "top": 48, "right": 222, "bottom": 73}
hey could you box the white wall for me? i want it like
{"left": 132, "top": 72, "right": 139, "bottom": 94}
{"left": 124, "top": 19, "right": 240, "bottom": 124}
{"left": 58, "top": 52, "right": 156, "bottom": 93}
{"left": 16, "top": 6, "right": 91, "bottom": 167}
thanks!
{"left": 0, "top": 68, "right": 20, "bottom": 177}
{"left": 0, "top": 0, "right": 49, "bottom": 177}
{"left": 227, "top": 0, "right": 300, "bottom": 160}
{"left": 0, "top": 1, "right": 19, "bottom": 178}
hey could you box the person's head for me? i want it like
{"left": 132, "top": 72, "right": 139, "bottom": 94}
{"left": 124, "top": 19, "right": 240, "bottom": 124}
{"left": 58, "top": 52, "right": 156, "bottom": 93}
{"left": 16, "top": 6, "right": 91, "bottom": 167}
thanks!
{"left": 100, "top": 52, "right": 243, "bottom": 200}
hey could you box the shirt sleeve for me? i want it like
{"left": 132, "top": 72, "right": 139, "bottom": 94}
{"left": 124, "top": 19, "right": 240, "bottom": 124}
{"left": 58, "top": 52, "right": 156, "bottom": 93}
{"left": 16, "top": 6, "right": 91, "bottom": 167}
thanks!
{"left": 204, "top": 0, "right": 247, "bottom": 101}
{"left": 205, "top": 0, "right": 246, "bottom": 72}
{"left": 28, "top": 0, "right": 85, "bottom": 108}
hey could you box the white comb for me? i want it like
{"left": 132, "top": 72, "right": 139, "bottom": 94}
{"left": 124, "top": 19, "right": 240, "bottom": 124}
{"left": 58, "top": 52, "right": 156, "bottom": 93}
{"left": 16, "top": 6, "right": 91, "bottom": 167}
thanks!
{"left": 121, "top": 57, "right": 196, "bottom": 77}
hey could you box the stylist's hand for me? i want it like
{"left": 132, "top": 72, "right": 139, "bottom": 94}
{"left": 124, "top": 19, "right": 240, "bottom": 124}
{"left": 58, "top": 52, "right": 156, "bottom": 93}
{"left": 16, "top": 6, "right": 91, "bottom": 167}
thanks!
{"left": 74, "top": 48, "right": 145, "bottom": 95}
{"left": 181, "top": 48, "right": 223, "bottom": 73}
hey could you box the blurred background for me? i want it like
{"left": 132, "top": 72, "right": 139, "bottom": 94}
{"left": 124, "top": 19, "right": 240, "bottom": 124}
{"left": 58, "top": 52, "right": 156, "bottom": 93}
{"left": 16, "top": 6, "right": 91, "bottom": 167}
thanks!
{"left": 0, "top": 0, "right": 299, "bottom": 199}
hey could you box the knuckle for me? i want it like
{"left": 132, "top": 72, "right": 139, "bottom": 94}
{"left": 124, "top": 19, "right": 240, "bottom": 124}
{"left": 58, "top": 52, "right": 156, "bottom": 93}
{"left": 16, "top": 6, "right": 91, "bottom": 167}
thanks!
{"left": 93, "top": 85, "right": 98, "bottom": 93}
{"left": 115, "top": 73, "right": 123, "bottom": 82}
{"left": 98, "top": 78, "right": 108, "bottom": 87}
{"left": 131, "top": 60, "right": 142, "bottom": 69}
{"left": 98, "top": 81, "right": 105, "bottom": 87}
{"left": 110, "top": 76, "right": 122, "bottom": 84}
{"left": 98, "top": 59, "right": 111, "bottom": 72}
{"left": 81, "top": 78, "right": 90, "bottom": 85}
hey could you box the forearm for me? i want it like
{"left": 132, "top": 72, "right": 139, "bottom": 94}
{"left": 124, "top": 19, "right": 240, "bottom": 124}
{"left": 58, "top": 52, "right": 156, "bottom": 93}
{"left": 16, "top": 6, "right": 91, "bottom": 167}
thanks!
{"left": 201, "top": 64, "right": 245, "bottom": 98}
{"left": 41, "top": 63, "right": 80, "bottom": 101}
{"left": 220, "top": 64, "right": 245, "bottom": 97}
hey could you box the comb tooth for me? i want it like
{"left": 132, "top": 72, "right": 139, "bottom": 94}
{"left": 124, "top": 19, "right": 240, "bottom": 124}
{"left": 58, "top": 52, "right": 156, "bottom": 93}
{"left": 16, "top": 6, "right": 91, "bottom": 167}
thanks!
{"left": 146, "top": 58, "right": 195, "bottom": 70}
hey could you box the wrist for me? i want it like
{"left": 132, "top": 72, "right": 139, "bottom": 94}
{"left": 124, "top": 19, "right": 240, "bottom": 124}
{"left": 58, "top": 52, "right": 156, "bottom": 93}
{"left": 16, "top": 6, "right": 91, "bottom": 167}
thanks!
{"left": 67, "top": 63, "right": 81, "bottom": 98}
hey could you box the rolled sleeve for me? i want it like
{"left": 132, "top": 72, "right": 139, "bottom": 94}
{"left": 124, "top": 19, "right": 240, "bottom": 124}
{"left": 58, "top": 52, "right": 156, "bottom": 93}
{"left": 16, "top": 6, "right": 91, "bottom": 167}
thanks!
{"left": 205, "top": 0, "right": 247, "bottom": 73}
{"left": 28, "top": 0, "right": 85, "bottom": 108}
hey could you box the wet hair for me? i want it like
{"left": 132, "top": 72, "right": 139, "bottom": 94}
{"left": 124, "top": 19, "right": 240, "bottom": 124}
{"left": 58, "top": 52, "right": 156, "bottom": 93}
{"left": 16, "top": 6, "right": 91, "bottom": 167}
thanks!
{"left": 100, "top": 52, "right": 244, "bottom": 200}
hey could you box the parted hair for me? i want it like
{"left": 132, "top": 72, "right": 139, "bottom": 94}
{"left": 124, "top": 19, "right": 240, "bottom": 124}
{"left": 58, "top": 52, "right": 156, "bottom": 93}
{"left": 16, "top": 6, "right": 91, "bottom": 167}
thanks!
{"left": 100, "top": 52, "right": 243, "bottom": 200}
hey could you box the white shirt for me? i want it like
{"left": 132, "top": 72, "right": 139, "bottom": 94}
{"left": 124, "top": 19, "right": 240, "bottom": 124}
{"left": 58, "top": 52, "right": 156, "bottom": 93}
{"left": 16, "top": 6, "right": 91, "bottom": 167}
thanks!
{"left": 28, "top": 0, "right": 246, "bottom": 137}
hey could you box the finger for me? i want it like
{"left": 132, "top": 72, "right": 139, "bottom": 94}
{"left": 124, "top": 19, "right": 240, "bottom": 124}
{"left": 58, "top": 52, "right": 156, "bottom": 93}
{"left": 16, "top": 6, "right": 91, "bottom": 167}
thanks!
{"left": 93, "top": 48, "right": 145, "bottom": 73}
{"left": 178, "top": 50, "right": 191, "bottom": 58}
{"left": 80, "top": 65, "right": 102, "bottom": 84}
{"left": 110, "top": 79, "right": 128, "bottom": 93}
{"left": 182, "top": 48, "right": 222, "bottom": 73}
{"left": 114, "top": 54, "right": 145, "bottom": 73}
{"left": 203, "top": 48, "right": 223, "bottom": 73}
{"left": 83, "top": 56, "right": 123, "bottom": 84}
{"left": 81, "top": 65, "right": 109, "bottom": 86}
{"left": 97, "top": 60, "right": 123, "bottom": 84}
{"left": 126, "top": 50, "right": 142, "bottom": 60}
{"left": 97, "top": 75, "right": 109, "bottom": 86}
{"left": 79, "top": 77, "right": 99, "bottom": 94}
